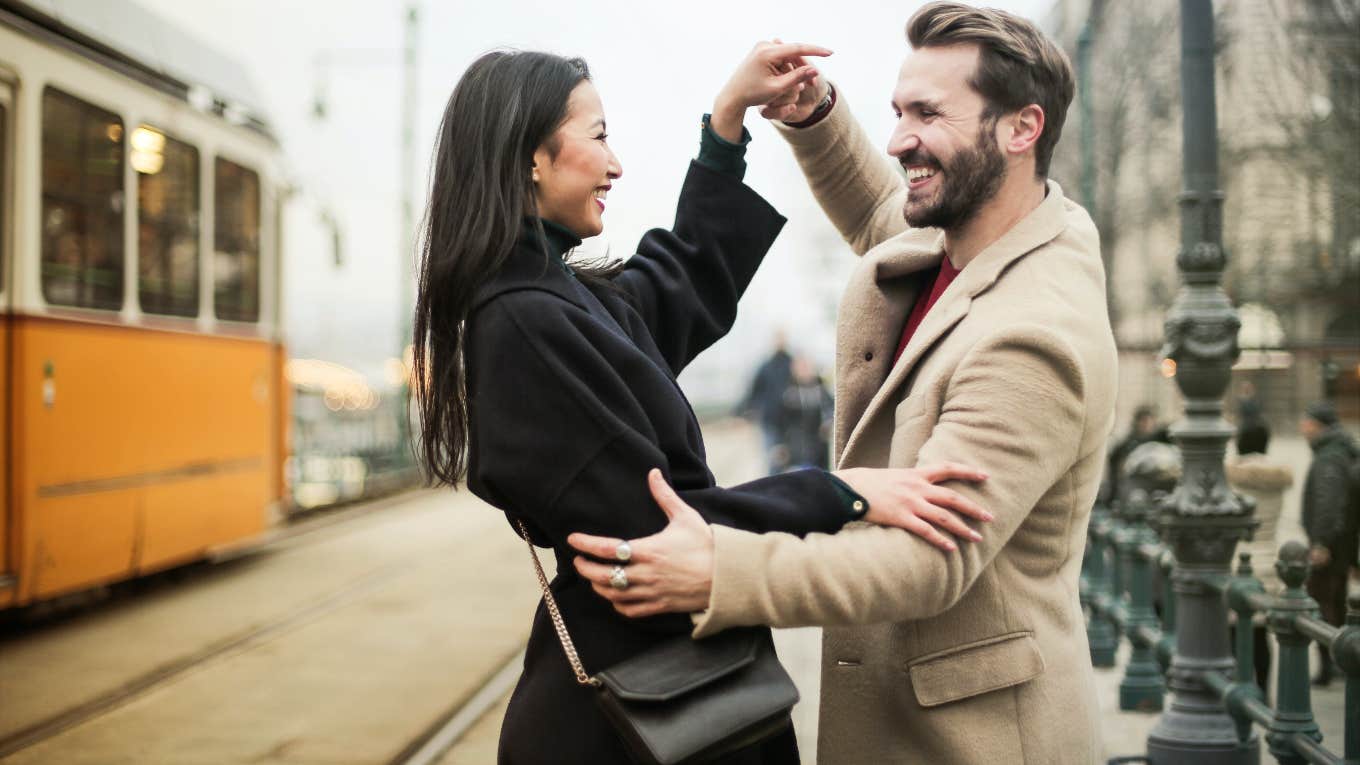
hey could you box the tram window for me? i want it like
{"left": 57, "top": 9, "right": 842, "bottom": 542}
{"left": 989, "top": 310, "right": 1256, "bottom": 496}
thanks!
{"left": 136, "top": 127, "right": 199, "bottom": 317}
{"left": 213, "top": 157, "right": 259, "bottom": 323}
{"left": 41, "top": 88, "right": 125, "bottom": 311}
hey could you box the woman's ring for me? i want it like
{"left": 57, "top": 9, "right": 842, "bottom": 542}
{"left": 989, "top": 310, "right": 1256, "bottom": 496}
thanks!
{"left": 609, "top": 566, "right": 629, "bottom": 590}
{"left": 614, "top": 541, "right": 632, "bottom": 562}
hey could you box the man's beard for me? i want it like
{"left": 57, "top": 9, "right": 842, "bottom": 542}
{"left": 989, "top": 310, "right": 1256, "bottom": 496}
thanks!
{"left": 901, "top": 127, "right": 1006, "bottom": 231}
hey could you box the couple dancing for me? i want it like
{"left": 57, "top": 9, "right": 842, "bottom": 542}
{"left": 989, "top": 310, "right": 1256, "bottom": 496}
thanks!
{"left": 413, "top": 3, "right": 1116, "bottom": 763}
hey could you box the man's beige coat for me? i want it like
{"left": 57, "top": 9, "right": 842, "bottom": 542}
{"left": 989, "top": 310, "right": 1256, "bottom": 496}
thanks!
{"left": 691, "top": 91, "right": 1117, "bottom": 764}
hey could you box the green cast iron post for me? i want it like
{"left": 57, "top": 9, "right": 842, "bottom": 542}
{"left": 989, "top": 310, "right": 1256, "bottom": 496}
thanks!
{"left": 1119, "top": 447, "right": 1176, "bottom": 711}
{"left": 1078, "top": 21, "right": 1097, "bottom": 216}
{"left": 1266, "top": 543, "right": 1323, "bottom": 764}
{"left": 1145, "top": 1, "right": 1260, "bottom": 762}
{"left": 1339, "top": 594, "right": 1359, "bottom": 764}
{"left": 1086, "top": 505, "right": 1119, "bottom": 667}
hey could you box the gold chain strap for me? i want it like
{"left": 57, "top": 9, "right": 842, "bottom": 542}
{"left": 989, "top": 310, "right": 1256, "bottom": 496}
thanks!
{"left": 515, "top": 519, "right": 601, "bottom": 687}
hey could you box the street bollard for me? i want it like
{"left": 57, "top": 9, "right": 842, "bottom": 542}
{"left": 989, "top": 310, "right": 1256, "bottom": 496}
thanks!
{"left": 1119, "top": 445, "right": 1178, "bottom": 712}
{"left": 1087, "top": 503, "right": 1119, "bottom": 667}
{"left": 1336, "top": 593, "right": 1358, "bottom": 764}
{"left": 1266, "top": 542, "right": 1324, "bottom": 764}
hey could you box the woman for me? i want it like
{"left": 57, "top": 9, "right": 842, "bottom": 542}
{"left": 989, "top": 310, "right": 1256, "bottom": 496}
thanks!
{"left": 413, "top": 46, "right": 990, "bottom": 763}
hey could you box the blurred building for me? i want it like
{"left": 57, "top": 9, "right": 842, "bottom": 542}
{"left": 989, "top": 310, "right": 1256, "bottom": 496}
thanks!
{"left": 1044, "top": 0, "right": 1360, "bottom": 429}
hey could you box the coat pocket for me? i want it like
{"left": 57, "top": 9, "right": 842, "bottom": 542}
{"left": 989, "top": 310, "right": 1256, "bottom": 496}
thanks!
{"left": 907, "top": 631, "right": 1045, "bottom": 708}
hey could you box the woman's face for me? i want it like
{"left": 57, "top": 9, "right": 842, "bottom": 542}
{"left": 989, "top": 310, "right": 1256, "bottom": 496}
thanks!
{"left": 533, "top": 81, "right": 623, "bottom": 239}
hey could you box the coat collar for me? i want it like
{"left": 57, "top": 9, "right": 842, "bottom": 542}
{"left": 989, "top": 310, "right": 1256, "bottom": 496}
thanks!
{"left": 838, "top": 180, "right": 1070, "bottom": 465}
{"left": 471, "top": 218, "right": 590, "bottom": 312}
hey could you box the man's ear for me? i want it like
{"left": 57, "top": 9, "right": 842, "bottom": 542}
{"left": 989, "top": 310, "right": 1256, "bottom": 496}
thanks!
{"left": 1004, "top": 104, "right": 1045, "bottom": 159}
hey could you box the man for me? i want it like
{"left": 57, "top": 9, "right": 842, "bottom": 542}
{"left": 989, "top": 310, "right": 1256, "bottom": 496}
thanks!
{"left": 1108, "top": 404, "right": 1172, "bottom": 505}
{"left": 1298, "top": 400, "right": 1359, "bottom": 686}
{"left": 736, "top": 331, "right": 794, "bottom": 473}
{"left": 570, "top": 4, "right": 1116, "bottom": 763}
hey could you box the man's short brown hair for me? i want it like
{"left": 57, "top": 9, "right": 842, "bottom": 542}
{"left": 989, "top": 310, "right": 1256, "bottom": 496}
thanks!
{"left": 907, "top": 2, "right": 1075, "bottom": 177}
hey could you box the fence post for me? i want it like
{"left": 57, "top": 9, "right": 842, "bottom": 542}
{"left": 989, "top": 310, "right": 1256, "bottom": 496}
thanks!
{"left": 1337, "top": 594, "right": 1359, "bottom": 765}
{"left": 1086, "top": 503, "right": 1119, "bottom": 667}
{"left": 1119, "top": 446, "right": 1176, "bottom": 711}
{"left": 1267, "top": 542, "right": 1323, "bottom": 764}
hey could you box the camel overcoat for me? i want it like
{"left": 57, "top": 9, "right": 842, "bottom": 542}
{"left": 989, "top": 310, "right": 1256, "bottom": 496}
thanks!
{"left": 690, "top": 90, "right": 1118, "bottom": 764}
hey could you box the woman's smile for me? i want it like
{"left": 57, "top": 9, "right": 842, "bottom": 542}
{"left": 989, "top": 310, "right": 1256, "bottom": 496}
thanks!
{"left": 532, "top": 81, "right": 624, "bottom": 239}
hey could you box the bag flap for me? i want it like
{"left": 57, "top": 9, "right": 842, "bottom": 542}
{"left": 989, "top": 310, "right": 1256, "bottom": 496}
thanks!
{"left": 907, "top": 631, "right": 1045, "bottom": 708}
{"left": 594, "top": 629, "right": 760, "bottom": 702}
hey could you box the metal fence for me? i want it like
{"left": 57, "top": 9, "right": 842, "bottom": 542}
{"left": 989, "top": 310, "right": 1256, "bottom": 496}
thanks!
{"left": 1082, "top": 460, "right": 1359, "bottom": 764}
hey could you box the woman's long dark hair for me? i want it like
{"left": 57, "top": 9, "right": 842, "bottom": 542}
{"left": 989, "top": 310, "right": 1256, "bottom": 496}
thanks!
{"left": 413, "top": 50, "right": 617, "bottom": 486}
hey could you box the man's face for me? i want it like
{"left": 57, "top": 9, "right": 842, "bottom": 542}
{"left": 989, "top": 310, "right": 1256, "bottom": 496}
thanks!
{"left": 888, "top": 44, "right": 1007, "bottom": 231}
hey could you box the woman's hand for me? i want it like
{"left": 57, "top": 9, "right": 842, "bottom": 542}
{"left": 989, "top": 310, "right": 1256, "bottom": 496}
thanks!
{"left": 834, "top": 464, "right": 993, "bottom": 552}
{"left": 710, "top": 41, "right": 832, "bottom": 142}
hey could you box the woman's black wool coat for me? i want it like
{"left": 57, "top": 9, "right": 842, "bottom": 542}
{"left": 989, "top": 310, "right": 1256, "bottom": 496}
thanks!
{"left": 465, "top": 161, "right": 853, "bottom": 764}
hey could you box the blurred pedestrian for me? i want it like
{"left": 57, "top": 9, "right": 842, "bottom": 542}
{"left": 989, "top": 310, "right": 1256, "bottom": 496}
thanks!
{"left": 413, "top": 47, "right": 991, "bottom": 764}
{"left": 1226, "top": 420, "right": 1293, "bottom": 695}
{"left": 1236, "top": 393, "right": 1271, "bottom": 457}
{"left": 776, "top": 355, "right": 833, "bottom": 470}
{"left": 1108, "top": 405, "right": 1171, "bottom": 506}
{"left": 736, "top": 331, "right": 793, "bottom": 474}
{"left": 1298, "top": 400, "right": 1359, "bottom": 686}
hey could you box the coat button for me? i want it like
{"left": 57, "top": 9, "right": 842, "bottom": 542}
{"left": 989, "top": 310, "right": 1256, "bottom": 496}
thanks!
{"left": 852, "top": 500, "right": 865, "bottom": 513}
{"left": 863, "top": 351, "right": 874, "bottom": 362}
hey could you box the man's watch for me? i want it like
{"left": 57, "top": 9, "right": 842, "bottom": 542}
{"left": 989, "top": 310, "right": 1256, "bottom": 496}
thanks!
{"left": 784, "top": 83, "right": 835, "bottom": 128}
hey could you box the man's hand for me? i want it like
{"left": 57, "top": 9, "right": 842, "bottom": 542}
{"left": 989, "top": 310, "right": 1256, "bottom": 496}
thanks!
{"left": 568, "top": 469, "right": 715, "bottom": 619}
{"left": 710, "top": 41, "right": 832, "bottom": 142}
{"left": 835, "top": 464, "right": 993, "bottom": 552}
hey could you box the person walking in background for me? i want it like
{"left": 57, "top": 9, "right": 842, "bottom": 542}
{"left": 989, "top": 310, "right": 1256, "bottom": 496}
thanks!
{"left": 776, "top": 355, "right": 833, "bottom": 471}
{"left": 737, "top": 331, "right": 793, "bottom": 474}
{"left": 1299, "top": 400, "right": 1359, "bottom": 687}
{"left": 1108, "top": 405, "right": 1172, "bottom": 506}
{"left": 1226, "top": 413, "right": 1293, "bottom": 694}
{"left": 1235, "top": 382, "right": 1271, "bottom": 456}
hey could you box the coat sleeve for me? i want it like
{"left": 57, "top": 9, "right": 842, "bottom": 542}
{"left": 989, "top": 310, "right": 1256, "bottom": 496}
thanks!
{"left": 1304, "top": 453, "right": 1353, "bottom": 550}
{"left": 773, "top": 83, "right": 909, "bottom": 256}
{"left": 466, "top": 294, "right": 853, "bottom": 554}
{"left": 611, "top": 161, "right": 786, "bottom": 375}
{"left": 691, "top": 326, "right": 1088, "bottom": 636}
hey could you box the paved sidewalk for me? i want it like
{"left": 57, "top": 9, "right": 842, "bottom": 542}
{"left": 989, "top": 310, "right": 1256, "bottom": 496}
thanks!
{"left": 439, "top": 422, "right": 1352, "bottom": 763}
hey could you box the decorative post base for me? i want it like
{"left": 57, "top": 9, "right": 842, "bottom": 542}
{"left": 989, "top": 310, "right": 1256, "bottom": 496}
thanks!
{"left": 1090, "top": 621, "right": 1118, "bottom": 668}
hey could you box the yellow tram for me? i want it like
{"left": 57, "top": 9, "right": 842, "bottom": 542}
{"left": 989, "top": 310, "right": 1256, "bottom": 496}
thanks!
{"left": 0, "top": 1, "right": 290, "bottom": 609}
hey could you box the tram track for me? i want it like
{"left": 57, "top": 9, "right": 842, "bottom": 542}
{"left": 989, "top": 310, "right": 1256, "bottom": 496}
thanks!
{"left": 0, "top": 562, "right": 407, "bottom": 759}
{"left": 387, "top": 648, "right": 524, "bottom": 765}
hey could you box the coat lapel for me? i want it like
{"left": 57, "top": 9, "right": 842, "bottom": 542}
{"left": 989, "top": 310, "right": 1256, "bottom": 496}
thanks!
{"left": 831, "top": 229, "right": 943, "bottom": 459}
{"left": 837, "top": 181, "right": 1072, "bottom": 467}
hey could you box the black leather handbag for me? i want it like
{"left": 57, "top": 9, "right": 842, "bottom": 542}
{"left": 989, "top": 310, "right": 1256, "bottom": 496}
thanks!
{"left": 516, "top": 520, "right": 800, "bottom": 765}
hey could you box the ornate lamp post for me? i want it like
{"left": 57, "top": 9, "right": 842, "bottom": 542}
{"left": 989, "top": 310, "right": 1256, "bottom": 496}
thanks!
{"left": 1145, "top": 1, "right": 1260, "bottom": 763}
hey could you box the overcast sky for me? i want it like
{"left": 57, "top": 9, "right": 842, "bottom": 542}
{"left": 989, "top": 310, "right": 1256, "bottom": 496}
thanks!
{"left": 134, "top": 0, "right": 1054, "bottom": 402}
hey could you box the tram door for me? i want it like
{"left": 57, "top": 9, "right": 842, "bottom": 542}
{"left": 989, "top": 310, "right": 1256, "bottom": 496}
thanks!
{"left": 0, "top": 80, "right": 11, "bottom": 585}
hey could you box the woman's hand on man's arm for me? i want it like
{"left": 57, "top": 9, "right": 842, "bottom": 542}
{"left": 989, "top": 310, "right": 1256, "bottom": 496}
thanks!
{"left": 834, "top": 465, "right": 993, "bottom": 551}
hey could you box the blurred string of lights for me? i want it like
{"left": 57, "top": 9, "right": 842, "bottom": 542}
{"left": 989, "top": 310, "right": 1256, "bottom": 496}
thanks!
{"left": 286, "top": 358, "right": 409, "bottom": 412}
